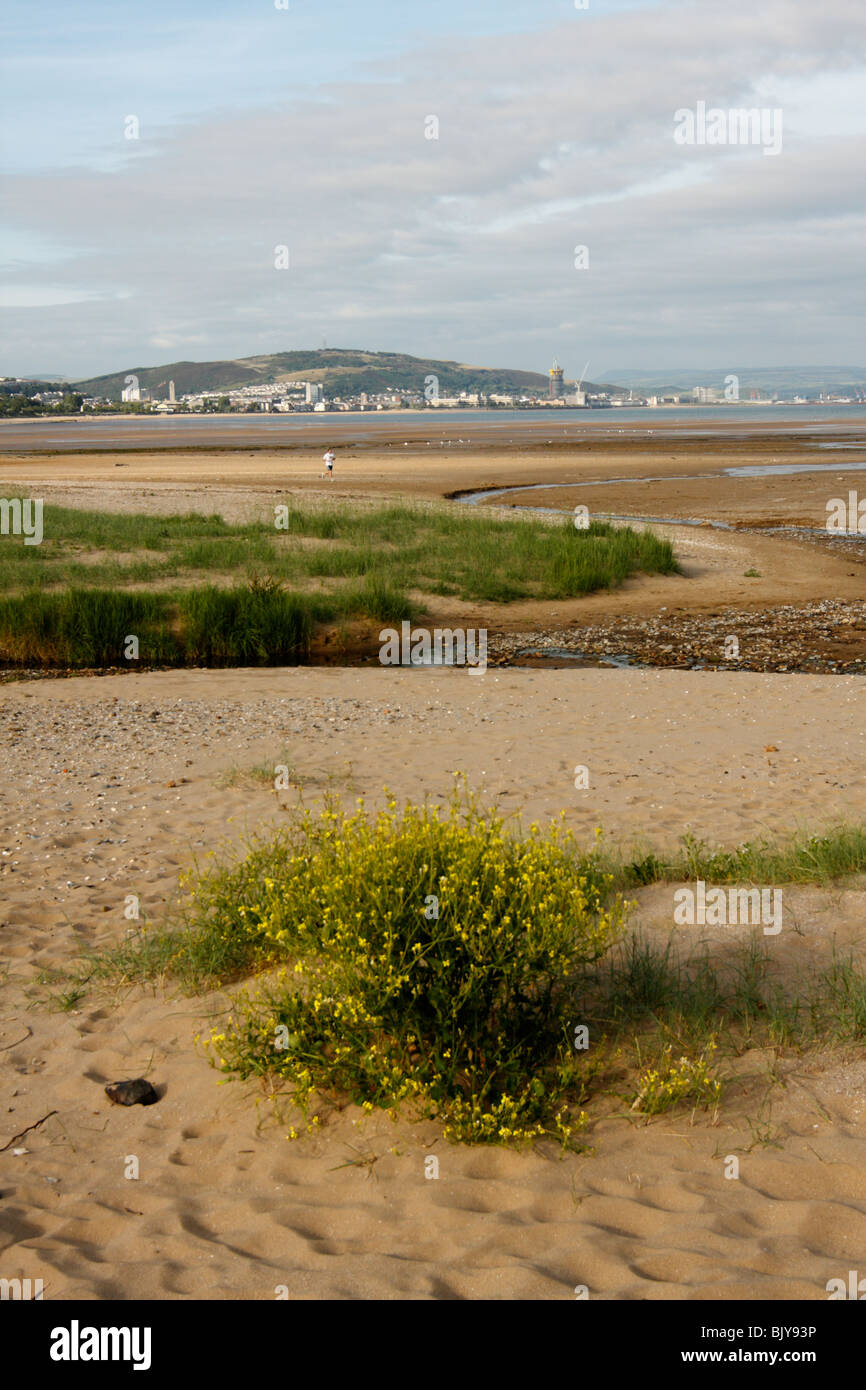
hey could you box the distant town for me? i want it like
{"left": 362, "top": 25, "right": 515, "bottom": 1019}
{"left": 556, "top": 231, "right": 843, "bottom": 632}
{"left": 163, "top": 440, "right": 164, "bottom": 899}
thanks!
{"left": 2, "top": 354, "right": 864, "bottom": 417}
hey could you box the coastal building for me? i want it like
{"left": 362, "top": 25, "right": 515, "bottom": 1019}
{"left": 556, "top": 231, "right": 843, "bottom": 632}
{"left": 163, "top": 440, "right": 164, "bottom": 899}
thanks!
{"left": 121, "top": 383, "right": 150, "bottom": 402}
{"left": 549, "top": 358, "right": 565, "bottom": 398}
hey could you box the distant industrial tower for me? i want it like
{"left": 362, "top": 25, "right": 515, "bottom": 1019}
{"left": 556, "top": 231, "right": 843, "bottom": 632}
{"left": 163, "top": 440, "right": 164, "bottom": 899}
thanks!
{"left": 168, "top": 380, "right": 176, "bottom": 403}
{"left": 549, "top": 358, "right": 565, "bottom": 398}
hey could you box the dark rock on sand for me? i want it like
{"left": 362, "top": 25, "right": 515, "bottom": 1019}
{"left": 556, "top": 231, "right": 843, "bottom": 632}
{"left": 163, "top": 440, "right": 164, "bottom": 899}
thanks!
{"left": 105, "top": 1079, "right": 159, "bottom": 1106}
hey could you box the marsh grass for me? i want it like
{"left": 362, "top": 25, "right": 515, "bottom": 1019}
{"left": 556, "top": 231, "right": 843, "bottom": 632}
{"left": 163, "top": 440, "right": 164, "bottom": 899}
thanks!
{"left": 0, "top": 585, "right": 317, "bottom": 666}
{"left": 0, "top": 499, "right": 680, "bottom": 605}
{"left": 0, "top": 497, "right": 677, "bottom": 666}
{"left": 77, "top": 799, "right": 866, "bottom": 1145}
{"left": 0, "top": 589, "right": 178, "bottom": 666}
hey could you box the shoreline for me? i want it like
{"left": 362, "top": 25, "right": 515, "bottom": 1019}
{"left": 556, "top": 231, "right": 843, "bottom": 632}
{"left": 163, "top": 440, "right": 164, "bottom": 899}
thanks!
{"left": 2, "top": 409, "right": 866, "bottom": 456}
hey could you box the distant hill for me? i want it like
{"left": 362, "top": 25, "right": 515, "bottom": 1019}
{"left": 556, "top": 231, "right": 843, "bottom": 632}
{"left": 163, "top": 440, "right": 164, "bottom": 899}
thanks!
{"left": 601, "top": 365, "right": 866, "bottom": 396}
{"left": 72, "top": 349, "right": 616, "bottom": 400}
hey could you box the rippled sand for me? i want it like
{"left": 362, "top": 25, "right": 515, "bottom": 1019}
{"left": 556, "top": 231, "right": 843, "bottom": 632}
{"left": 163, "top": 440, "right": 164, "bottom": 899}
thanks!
{"left": 2, "top": 667, "right": 865, "bottom": 1299}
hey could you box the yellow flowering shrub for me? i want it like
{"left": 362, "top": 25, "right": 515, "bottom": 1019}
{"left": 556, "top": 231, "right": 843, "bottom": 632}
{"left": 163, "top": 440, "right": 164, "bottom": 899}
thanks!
{"left": 630, "top": 1041, "right": 722, "bottom": 1116}
{"left": 188, "top": 789, "right": 628, "bottom": 1147}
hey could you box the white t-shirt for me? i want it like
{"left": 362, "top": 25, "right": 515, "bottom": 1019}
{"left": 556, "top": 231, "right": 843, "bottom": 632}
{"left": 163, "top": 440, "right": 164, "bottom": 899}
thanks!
{"left": 323, "top": 451, "right": 335, "bottom": 468}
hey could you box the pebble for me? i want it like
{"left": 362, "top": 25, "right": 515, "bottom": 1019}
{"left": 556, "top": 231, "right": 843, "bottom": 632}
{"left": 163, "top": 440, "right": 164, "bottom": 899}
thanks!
{"left": 487, "top": 599, "right": 866, "bottom": 674}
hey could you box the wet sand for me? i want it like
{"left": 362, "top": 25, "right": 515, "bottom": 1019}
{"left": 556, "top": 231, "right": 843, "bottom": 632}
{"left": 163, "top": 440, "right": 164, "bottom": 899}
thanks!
{"left": 2, "top": 429, "right": 865, "bottom": 663}
{"left": 2, "top": 409, "right": 865, "bottom": 453}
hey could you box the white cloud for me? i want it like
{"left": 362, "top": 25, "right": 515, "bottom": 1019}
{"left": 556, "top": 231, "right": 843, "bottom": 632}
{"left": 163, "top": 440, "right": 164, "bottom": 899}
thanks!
{"left": 3, "top": 0, "right": 866, "bottom": 375}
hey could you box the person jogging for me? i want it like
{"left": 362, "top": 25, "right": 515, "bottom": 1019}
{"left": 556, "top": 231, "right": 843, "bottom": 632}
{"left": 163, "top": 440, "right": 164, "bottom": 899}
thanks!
{"left": 322, "top": 448, "right": 335, "bottom": 480}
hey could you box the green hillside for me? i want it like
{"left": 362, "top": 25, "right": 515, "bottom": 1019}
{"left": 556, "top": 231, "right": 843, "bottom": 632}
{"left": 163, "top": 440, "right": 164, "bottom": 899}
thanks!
{"left": 73, "top": 349, "right": 610, "bottom": 400}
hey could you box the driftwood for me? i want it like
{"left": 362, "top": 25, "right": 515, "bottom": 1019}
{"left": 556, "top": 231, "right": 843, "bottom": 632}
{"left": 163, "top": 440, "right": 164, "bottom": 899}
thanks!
{"left": 0, "top": 1110, "right": 59, "bottom": 1153}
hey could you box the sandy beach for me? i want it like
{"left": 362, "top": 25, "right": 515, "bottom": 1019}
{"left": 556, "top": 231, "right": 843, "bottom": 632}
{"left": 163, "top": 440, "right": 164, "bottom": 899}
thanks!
{"left": 2, "top": 665, "right": 865, "bottom": 1300}
{"left": 7, "top": 0, "right": 866, "bottom": 1320}
{"left": 1, "top": 424, "right": 865, "bottom": 1301}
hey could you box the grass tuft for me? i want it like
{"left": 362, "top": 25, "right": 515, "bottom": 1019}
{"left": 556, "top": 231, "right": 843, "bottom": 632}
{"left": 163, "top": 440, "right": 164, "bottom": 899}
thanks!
{"left": 615, "top": 826, "right": 866, "bottom": 890}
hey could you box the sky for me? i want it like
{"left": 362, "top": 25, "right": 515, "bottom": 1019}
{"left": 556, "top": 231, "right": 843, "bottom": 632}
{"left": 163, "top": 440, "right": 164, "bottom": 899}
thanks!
{"left": 1, "top": 0, "right": 865, "bottom": 381}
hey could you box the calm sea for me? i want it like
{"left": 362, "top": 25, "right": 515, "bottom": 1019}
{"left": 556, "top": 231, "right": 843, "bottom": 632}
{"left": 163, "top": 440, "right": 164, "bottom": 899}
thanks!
{"left": 2, "top": 403, "right": 866, "bottom": 451}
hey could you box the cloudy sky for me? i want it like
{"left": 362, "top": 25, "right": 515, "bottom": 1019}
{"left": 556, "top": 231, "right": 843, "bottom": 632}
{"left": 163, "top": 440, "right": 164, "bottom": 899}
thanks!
{"left": 1, "top": 0, "right": 865, "bottom": 380}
